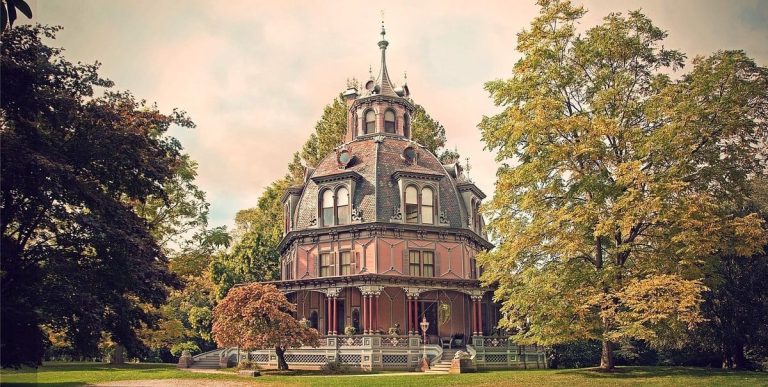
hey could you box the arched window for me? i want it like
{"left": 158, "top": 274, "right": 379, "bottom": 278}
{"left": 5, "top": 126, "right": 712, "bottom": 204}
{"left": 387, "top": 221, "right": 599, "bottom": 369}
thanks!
{"left": 405, "top": 186, "right": 418, "bottom": 223}
{"left": 403, "top": 113, "right": 410, "bottom": 138}
{"left": 384, "top": 110, "right": 396, "bottom": 133}
{"left": 421, "top": 187, "right": 434, "bottom": 224}
{"left": 322, "top": 189, "right": 334, "bottom": 226}
{"left": 336, "top": 187, "right": 349, "bottom": 225}
{"left": 365, "top": 110, "right": 376, "bottom": 134}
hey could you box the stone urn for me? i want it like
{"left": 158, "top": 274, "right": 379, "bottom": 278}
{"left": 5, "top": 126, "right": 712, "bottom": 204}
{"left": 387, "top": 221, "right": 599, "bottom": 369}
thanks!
{"left": 177, "top": 350, "right": 193, "bottom": 369}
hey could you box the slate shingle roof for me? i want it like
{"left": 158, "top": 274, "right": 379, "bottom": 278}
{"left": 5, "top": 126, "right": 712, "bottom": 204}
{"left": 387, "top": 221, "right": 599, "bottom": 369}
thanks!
{"left": 294, "top": 136, "right": 469, "bottom": 230}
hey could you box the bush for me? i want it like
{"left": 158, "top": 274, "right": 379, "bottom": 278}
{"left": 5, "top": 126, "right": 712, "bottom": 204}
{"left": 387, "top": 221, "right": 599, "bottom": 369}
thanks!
{"left": 320, "top": 360, "right": 349, "bottom": 374}
{"left": 170, "top": 342, "right": 200, "bottom": 357}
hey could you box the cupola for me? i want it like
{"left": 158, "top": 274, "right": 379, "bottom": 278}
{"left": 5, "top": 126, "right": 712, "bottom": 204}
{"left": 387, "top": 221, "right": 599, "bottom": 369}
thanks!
{"left": 344, "top": 23, "right": 415, "bottom": 143}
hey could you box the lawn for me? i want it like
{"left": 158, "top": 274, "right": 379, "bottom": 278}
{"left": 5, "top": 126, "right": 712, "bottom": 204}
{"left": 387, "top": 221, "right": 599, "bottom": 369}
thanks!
{"left": 1, "top": 362, "right": 767, "bottom": 386}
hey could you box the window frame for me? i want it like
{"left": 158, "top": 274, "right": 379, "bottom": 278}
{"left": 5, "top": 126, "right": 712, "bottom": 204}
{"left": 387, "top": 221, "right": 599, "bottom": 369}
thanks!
{"left": 318, "top": 184, "right": 353, "bottom": 227}
{"left": 401, "top": 183, "right": 439, "bottom": 225}
{"left": 336, "top": 186, "right": 350, "bottom": 225}
{"left": 319, "top": 252, "right": 333, "bottom": 277}
{"left": 408, "top": 249, "right": 436, "bottom": 278}
{"left": 384, "top": 109, "right": 396, "bottom": 133}
{"left": 364, "top": 109, "right": 376, "bottom": 134}
{"left": 339, "top": 250, "right": 352, "bottom": 276}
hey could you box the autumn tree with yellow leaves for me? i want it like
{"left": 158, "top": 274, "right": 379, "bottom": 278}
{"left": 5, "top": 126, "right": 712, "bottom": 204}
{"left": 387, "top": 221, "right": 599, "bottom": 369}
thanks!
{"left": 478, "top": 0, "right": 768, "bottom": 370}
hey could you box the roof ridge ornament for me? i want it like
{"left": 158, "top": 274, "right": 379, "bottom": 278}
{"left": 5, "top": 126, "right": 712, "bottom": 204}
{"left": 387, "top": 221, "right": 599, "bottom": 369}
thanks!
{"left": 376, "top": 20, "right": 397, "bottom": 97}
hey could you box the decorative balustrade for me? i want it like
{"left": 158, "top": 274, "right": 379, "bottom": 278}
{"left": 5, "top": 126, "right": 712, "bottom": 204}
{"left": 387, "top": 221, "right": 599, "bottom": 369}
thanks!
{"left": 380, "top": 335, "right": 410, "bottom": 348}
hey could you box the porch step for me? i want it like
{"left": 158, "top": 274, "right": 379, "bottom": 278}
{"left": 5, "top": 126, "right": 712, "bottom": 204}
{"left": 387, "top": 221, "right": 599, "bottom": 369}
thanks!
{"left": 189, "top": 350, "right": 225, "bottom": 369}
{"left": 426, "top": 355, "right": 455, "bottom": 374}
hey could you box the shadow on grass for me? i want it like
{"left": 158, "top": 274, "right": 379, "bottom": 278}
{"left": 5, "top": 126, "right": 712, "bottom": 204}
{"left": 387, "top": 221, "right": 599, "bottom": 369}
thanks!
{"left": 569, "top": 366, "right": 762, "bottom": 379}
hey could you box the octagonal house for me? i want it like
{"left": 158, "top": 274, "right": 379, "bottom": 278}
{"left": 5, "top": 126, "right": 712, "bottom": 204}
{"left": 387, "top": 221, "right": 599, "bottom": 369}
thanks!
{"left": 244, "top": 25, "right": 546, "bottom": 372}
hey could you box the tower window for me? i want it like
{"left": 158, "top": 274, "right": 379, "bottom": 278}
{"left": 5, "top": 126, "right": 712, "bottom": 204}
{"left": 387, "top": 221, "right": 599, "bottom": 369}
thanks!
{"left": 384, "top": 110, "right": 396, "bottom": 133}
{"left": 403, "top": 113, "right": 410, "bottom": 138}
{"left": 336, "top": 187, "right": 349, "bottom": 225}
{"left": 365, "top": 110, "right": 376, "bottom": 134}
{"left": 405, "top": 185, "right": 418, "bottom": 223}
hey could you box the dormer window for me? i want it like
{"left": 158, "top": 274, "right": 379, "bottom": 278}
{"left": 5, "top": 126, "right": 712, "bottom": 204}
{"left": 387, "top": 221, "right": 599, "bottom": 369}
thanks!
{"left": 384, "top": 109, "right": 396, "bottom": 133}
{"left": 404, "top": 184, "right": 437, "bottom": 224}
{"left": 365, "top": 110, "right": 375, "bottom": 134}
{"left": 320, "top": 186, "right": 350, "bottom": 226}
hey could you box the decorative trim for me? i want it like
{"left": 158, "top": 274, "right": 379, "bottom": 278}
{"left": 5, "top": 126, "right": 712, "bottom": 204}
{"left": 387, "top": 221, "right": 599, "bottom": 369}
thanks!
{"left": 457, "top": 182, "right": 486, "bottom": 199}
{"left": 311, "top": 170, "right": 363, "bottom": 185}
{"left": 351, "top": 207, "right": 363, "bottom": 222}
{"left": 389, "top": 205, "right": 402, "bottom": 222}
{"left": 392, "top": 170, "right": 443, "bottom": 182}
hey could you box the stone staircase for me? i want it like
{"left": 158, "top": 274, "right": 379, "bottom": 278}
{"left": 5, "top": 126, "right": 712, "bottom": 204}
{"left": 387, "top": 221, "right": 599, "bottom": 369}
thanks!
{"left": 189, "top": 349, "right": 225, "bottom": 369}
{"left": 425, "top": 348, "right": 459, "bottom": 374}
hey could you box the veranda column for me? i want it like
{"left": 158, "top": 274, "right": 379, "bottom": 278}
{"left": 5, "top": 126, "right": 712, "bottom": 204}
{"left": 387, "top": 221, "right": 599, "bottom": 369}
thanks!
{"left": 471, "top": 297, "right": 478, "bottom": 336}
{"left": 373, "top": 294, "right": 379, "bottom": 334}
{"left": 327, "top": 296, "right": 332, "bottom": 335}
{"left": 332, "top": 296, "right": 338, "bottom": 335}
{"left": 407, "top": 297, "right": 412, "bottom": 335}
{"left": 368, "top": 294, "right": 374, "bottom": 334}
{"left": 478, "top": 297, "right": 484, "bottom": 336}
{"left": 362, "top": 294, "right": 368, "bottom": 334}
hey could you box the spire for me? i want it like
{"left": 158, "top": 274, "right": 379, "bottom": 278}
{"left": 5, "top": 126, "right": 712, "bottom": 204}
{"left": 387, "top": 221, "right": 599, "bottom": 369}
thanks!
{"left": 376, "top": 21, "right": 397, "bottom": 97}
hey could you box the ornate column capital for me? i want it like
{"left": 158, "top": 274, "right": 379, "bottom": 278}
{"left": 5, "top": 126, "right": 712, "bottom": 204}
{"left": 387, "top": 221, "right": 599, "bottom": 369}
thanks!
{"left": 325, "top": 287, "right": 342, "bottom": 298}
{"left": 403, "top": 287, "right": 425, "bottom": 298}
{"left": 358, "top": 285, "right": 384, "bottom": 296}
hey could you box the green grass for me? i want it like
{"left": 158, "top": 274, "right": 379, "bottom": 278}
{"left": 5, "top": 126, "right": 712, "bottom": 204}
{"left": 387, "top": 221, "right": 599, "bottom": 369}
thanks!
{"left": 1, "top": 362, "right": 767, "bottom": 386}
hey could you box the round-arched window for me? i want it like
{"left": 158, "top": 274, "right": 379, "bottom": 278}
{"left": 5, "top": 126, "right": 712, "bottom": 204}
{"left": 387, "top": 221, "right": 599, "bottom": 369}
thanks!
{"left": 405, "top": 186, "right": 418, "bottom": 223}
{"left": 384, "top": 110, "right": 396, "bottom": 133}
{"left": 421, "top": 187, "right": 434, "bottom": 224}
{"left": 322, "top": 190, "right": 334, "bottom": 226}
{"left": 336, "top": 187, "right": 349, "bottom": 225}
{"left": 365, "top": 110, "right": 376, "bottom": 134}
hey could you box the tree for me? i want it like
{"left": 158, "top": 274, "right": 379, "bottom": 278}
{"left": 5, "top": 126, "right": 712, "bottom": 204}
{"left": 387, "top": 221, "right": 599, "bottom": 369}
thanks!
{"left": 210, "top": 179, "right": 286, "bottom": 299}
{"left": 1, "top": 0, "right": 32, "bottom": 31}
{"left": 478, "top": 0, "right": 767, "bottom": 369}
{"left": 212, "top": 283, "right": 321, "bottom": 370}
{"left": 1, "top": 25, "right": 192, "bottom": 367}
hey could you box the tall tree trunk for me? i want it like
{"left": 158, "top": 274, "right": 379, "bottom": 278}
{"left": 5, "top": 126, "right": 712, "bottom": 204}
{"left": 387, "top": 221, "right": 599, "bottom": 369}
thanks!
{"left": 600, "top": 336, "right": 615, "bottom": 370}
{"left": 274, "top": 345, "right": 289, "bottom": 370}
{"left": 595, "top": 236, "right": 615, "bottom": 370}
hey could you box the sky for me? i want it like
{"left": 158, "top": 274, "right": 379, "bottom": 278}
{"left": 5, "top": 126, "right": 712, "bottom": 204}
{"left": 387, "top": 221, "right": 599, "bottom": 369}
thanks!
{"left": 25, "top": 0, "right": 768, "bottom": 230}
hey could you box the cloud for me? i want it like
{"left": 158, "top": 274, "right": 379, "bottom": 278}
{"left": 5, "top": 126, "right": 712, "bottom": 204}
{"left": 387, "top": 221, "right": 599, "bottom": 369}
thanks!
{"left": 33, "top": 0, "right": 768, "bottom": 229}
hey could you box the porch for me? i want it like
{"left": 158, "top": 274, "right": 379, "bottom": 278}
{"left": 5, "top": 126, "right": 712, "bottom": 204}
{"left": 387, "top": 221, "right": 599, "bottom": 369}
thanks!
{"left": 214, "top": 334, "right": 546, "bottom": 371}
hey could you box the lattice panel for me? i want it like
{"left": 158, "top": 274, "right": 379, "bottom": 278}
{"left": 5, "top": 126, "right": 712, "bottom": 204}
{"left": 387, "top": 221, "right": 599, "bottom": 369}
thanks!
{"left": 284, "top": 354, "right": 327, "bottom": 363}
{"left": 485, "top": 354, "right": 508, "bottom": 363}
{"left": 249, "top": 353, "right": 269, "bottom": 362}
{"left": 382, "top": 354, "right": 408, "bottom": 365}
{"left": 338, "top": 354, "right": 362, "bottom": 364}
